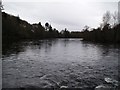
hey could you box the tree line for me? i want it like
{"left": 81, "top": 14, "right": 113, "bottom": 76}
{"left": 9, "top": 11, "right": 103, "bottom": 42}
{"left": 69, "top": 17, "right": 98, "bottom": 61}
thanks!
{"left": 81, "top": 11, "right": 120, "bottom": 43}
{"left": 2, "top": 11, "right": 120, "bottom": 44}
{"left": 2, "top": 12, "right": 80, "bottom": 44}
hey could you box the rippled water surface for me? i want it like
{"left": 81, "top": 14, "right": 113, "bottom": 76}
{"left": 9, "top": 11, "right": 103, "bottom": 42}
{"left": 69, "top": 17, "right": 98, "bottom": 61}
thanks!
{"left": 2, "top": 39, "right": 120, "bottom": 89}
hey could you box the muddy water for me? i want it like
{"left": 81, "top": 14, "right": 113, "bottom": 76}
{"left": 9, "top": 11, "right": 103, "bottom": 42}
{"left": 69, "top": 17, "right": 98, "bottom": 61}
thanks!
{"left": 2, "top": 39, "right": 120, "bottom": 89}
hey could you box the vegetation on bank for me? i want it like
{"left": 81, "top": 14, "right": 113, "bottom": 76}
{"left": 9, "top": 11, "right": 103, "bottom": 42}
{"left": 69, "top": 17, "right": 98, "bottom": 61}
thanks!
{"left": 2, "top": 12, "right": 82, "bottom": 43}
{"left": 82, "top": 11, "right": 120, "bottom": 43}
{"left": 82, "top": 24, "right": 120, "bottom": 43}
{"left": 2, "top": 11, "right": 120, "bottom": 44}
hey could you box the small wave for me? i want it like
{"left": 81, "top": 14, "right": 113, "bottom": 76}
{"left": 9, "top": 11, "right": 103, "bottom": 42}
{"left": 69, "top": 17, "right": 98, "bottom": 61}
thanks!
{"left": 104, "top": 77, "right": 118, "bottom": 86}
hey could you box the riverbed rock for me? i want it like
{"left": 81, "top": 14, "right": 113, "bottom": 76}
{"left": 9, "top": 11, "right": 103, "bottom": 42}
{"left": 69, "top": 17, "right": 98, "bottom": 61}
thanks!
{"left": 95, "top": 84, "right": 116, "bottom": 90}
{"left": 60, "top": 86, "right": 68, "bottom": 88}
{"left": 104, "top": 77, "right": 118, "bottom": 86}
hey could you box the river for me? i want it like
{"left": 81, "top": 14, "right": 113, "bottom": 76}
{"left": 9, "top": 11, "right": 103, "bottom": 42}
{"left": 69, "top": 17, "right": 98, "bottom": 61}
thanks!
{"left": 2, "top": 39, "right": 120, "bottom": 89}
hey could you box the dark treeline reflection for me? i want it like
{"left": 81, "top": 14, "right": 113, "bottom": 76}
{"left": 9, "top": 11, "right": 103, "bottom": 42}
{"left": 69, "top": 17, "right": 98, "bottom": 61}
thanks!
{"left": 2, "top": 39, "right": 59, "bottom": 57}
{"left": 2, "top": 11, "right": 120, "bottom": 45}
{"left": 2, "top": 40, "right": 27, "bottom": 57}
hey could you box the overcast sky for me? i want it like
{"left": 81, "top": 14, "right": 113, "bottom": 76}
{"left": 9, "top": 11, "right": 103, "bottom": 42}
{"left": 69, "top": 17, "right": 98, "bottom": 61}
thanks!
{"left": 2, "top": 0, "right": 119, "bottom": 31}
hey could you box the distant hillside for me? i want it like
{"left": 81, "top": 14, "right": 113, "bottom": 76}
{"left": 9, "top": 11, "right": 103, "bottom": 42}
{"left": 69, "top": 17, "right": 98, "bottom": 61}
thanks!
{"left": 2, "top": 12, "right": 46, "bottom": 42}
{"left": 2, "top": 12, "right": 82, "bottom": 44}
{"left": 2, "top": 12, "right": 120, "bottom": 44}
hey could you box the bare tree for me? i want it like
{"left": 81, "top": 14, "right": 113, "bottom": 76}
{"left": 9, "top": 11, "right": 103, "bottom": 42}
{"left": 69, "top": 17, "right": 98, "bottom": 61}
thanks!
{"left": 0, "top": 0, "right": 4, "bottom": 11}
{"left": 102, "top": 11, "right": 111, "bottom": 26}
{"left": 118, "top": 1, "right": 120, "bottom": 24}
{"left": 112, "top": 11, "right": 118, "bottom": 26}
{"left": 82, "top": 25, "right": 89, "bottom": 31}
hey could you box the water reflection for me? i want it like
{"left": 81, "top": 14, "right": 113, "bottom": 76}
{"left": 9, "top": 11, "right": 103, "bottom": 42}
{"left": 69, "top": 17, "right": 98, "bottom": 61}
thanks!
{"left": 62, "top": 39, "right": 69, "bottom": 47}
{"left": 2, "top": 41, "right": 26, "bottom": 57}
{"left": 2, "top": 39, "right": 120, "bottom": 88}
{"left": 3, "top": 39, "right": 120, "bottom": 58}
{"left": 2, "top": 39, "right": 58, "bottom": 57}
{"left": 81, "top": 41, "right": 120, "bottom": 57}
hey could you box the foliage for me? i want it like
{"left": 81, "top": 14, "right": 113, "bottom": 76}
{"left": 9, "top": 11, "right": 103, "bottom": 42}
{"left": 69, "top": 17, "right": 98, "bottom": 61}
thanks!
{"left": 81, "top": 11, "right": 120, "bottom": 43}
{"left": 2, "top": 11, "right": 120, "bottom": 44}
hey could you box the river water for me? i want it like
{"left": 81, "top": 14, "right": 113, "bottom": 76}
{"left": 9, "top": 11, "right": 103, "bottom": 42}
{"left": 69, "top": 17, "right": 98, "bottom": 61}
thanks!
{"left": 2, "top": 39, "right": 120, "bottom": 89}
